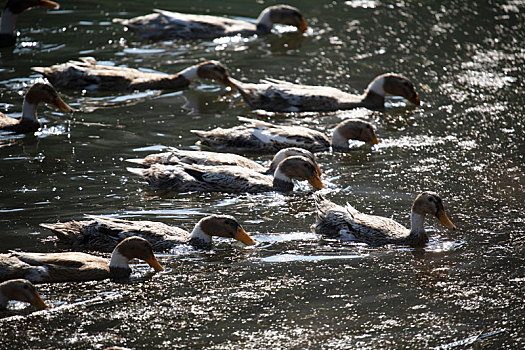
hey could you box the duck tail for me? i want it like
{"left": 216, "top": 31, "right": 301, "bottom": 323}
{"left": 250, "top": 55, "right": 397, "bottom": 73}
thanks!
{"left": 31, "top": 66, "right": 46, "bottom": 74}
{"left": 127, "top": 167, "right": 146, "bottom": 176}
{"left": 112, "top": 18, "right": 128, "bottom": 25}
{"left": 125, "top": 158, "right": 146, "bottom": 165}
{"left": 40, "top": 222, "right": 81, "bottom": 242}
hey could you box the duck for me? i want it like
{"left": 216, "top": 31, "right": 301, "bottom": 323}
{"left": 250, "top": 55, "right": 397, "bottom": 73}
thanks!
{"left": 0, "top": 81, "right": 72, "bottom": 134}
{"left": 228, "top": 73, "right": 420, "bottom": 112}
{"left": 0, "top": 279, "right": 49, "bottom": 310}
{"left": 0, "top": 237, "right": 164, "bottom": 283}
{"left": 126, "top": 147, "right": 321, "bottom": 176}
{"left": 0, "top": 0, "right": 60, "bottom": 48}
{"left": 192, "top": 116, "right": 379, "bottom": 153}
{"left": 314, "top": 191, "right": 456, "bottom": 247}
{"left": 113, "top": 5, "right": 307, "bottom": 41}
{"left": 41, "top": 215, "right": 256, "bottom": 252}
{"left": 127, "top": 155, "right": 325, "bottom": 193}
{"left": 32, "top": 58, "right": 235, "bottom": 92}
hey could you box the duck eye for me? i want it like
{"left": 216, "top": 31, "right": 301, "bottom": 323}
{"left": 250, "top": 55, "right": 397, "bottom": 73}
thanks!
{"left": 23, "top": 284, "right": 29, "bottom": 289}
{"left": 428, "top": 197, "right": 433, "bottom": 202}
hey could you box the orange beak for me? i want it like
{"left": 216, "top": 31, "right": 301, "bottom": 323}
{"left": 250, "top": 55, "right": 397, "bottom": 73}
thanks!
{"left": 53, "top": 96, "right": 73, "bottom": 113}
{"left": 234, "top": 226, "right": 256, "bottom": 246}
{"left": 30, "top": 290, "right": 50, "bottom": 310}
{"left": 38, "top": 0, "right": 60, "bottom": 10}
{"left": 145, "top": 256, "right": 164, "bottom": 272}
{"left": 369, "top": 134, "right": 380, "bottom": 145}
{"left": 436, "top": 209, "right": 456, "bottom": 231}
{"left": 308, "top": 172, "right": 326, "bottom": 190}
{"left": 298, "top": 18, "right": 308, "bottom": 31}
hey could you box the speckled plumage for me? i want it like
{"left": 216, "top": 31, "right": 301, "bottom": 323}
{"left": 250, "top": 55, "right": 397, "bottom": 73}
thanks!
{"left": 128, "top": 148, "right": 266, "bottom": 173}
{"left": 42, "top": 215, "right": 255, "bottom": 251}
{"left": 192, "top": 117, "right": 378, "bottom": 153}
{"left": 41, "top": 215, "right": 189, "bottom": 252}
{"left": 128, "top": 155, "right": 324, "bottom": 193}
{"left": 32, "top": 58, "right": 232, "bottom": 92}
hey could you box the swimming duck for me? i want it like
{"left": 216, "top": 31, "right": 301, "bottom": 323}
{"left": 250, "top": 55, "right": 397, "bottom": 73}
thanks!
{"left": 113, "top": 5, "right": 307, "bottom": 41}
{"left": 0, "top": 81, "right": 72, "bottom": 134}
{"left": 127, "top": 155, "right": 325, "bottom": 193}
{"left": 314, "top": 192, "right": 456, "bottom": 247}
{"left": 0, "top": 279, "right": 48, "bottom": 310}
{"left": 41, "top": 215, "right": 256, "bottom": 252}
{"left": 192, "top": 117, "right": 379, "bottom": 153}
{"left": 0, "top": 0, "right": 59, "bottom": 47}
{"left": 229, "top": 73, "right": 420, "bottom": 112}
{"left": 0, "top": 237, "right": 164, "bottom": 283}
{"left": 126, "top": 147, "right": 321, "bottom": 176}
{"left": 32, "top": 58, "right": 235, "bottom": 91}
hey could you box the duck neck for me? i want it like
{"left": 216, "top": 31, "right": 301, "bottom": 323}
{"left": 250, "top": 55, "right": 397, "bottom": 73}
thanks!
{"left": 0, "top": 8, "right": 17, "bottom": 35}
{"left": 272, "top": 169, "right": 294, "bottom": 192}
{"left": 0, "top": 288, "right": 7, "bottom": 309}
{"left": 409, "top": 212, "right": 427, "bottom": 235}
{"left": 331, "top": 129, "right": 350, "bottom": 151}
{"left": 189, "top": 222, "right": 213, "bottom": 248}
{"left": 255, "top": 8, "right": 272, "bottom": 33}
{"left": 21, "top": 100, "right": 39, "bottom": 123}
{"left": 360, "top": 90, "right": 385, "bottom": 109}
{"left": 109, "top": 250, "right": 132, "bottom": 278}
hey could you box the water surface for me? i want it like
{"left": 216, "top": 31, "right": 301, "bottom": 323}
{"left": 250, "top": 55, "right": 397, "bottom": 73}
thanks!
{"left": 0, "top": 0, "right": 524, "bottom": 348}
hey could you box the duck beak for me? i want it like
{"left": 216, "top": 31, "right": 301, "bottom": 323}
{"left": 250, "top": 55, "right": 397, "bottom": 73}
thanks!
{"left": 298, "top": 18, "right": 308, "bottom": 31}
{"left": 308, "top": 173, "right": 326, "bottom": 189}
{"left": 145, "top": 256, "right": 164, "bottom": 272}
{"left": 53, "top": 96, "right": 73, "bottom": 113}
{"left": 234, "top": 226, "right": 256, "bottom": 246}
{"left": 436, "top": 209, "right": 456, "bottom": 231}
{"left": 30, "top": 291, "right": 50, "bottom": 310}
{"left": 38, "top": 0, "right": 60, "bottom": 9}
{"left": 314, "top": 162, "right": 322, "bottom": 177}
{"left": 369, "top": 134, "right": 380, "bottom": 145}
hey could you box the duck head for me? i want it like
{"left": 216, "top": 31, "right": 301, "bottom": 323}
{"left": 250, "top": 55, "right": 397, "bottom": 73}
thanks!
{"left": 256, "top": 5, "right": 308, "bottom": 32}
{"left": 0, "top": 279, "right": 49, "bottom": 310}
{"left": 412, "top": 192, "right": 456, "bottom": 230}
{"left": 273, "top": 155, "right": 325, "bottom": 191}
{"left": 331, "top": 119, "right": 379, "bottom": 151}
{"left": 109, "top": 236, "right": 164, "bottom": 278}
{"left": 5, "top": 0, "right": 59, "bottom": 14}
{"left": 268, "top": 147, "right": 322, "bottom": 176}
{"left": 191, "top": 215, "right": 256, "bottom": 247}
{"left": 25, "top": 81, "right": 73, "bottom": 113}
{"left": 195, "top": 61, "right": 236, "bottom": 89}
{"left": 368, "top": 74, "right": 420, "bottom": 106}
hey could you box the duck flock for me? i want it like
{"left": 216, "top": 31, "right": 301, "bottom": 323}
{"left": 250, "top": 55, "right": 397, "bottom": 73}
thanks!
{"left": 0, "top": 1, "right": 457, "bottom": 316}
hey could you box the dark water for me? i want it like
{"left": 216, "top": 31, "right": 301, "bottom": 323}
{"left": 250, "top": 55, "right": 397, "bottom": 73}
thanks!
{"left": 1, "top": 0, "right": 524, "bottom": 348}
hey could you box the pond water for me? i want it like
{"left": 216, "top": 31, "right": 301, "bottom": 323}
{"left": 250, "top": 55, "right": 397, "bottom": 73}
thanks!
{"left": 0, "top": 0, "right": 524, "bottom": 348}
